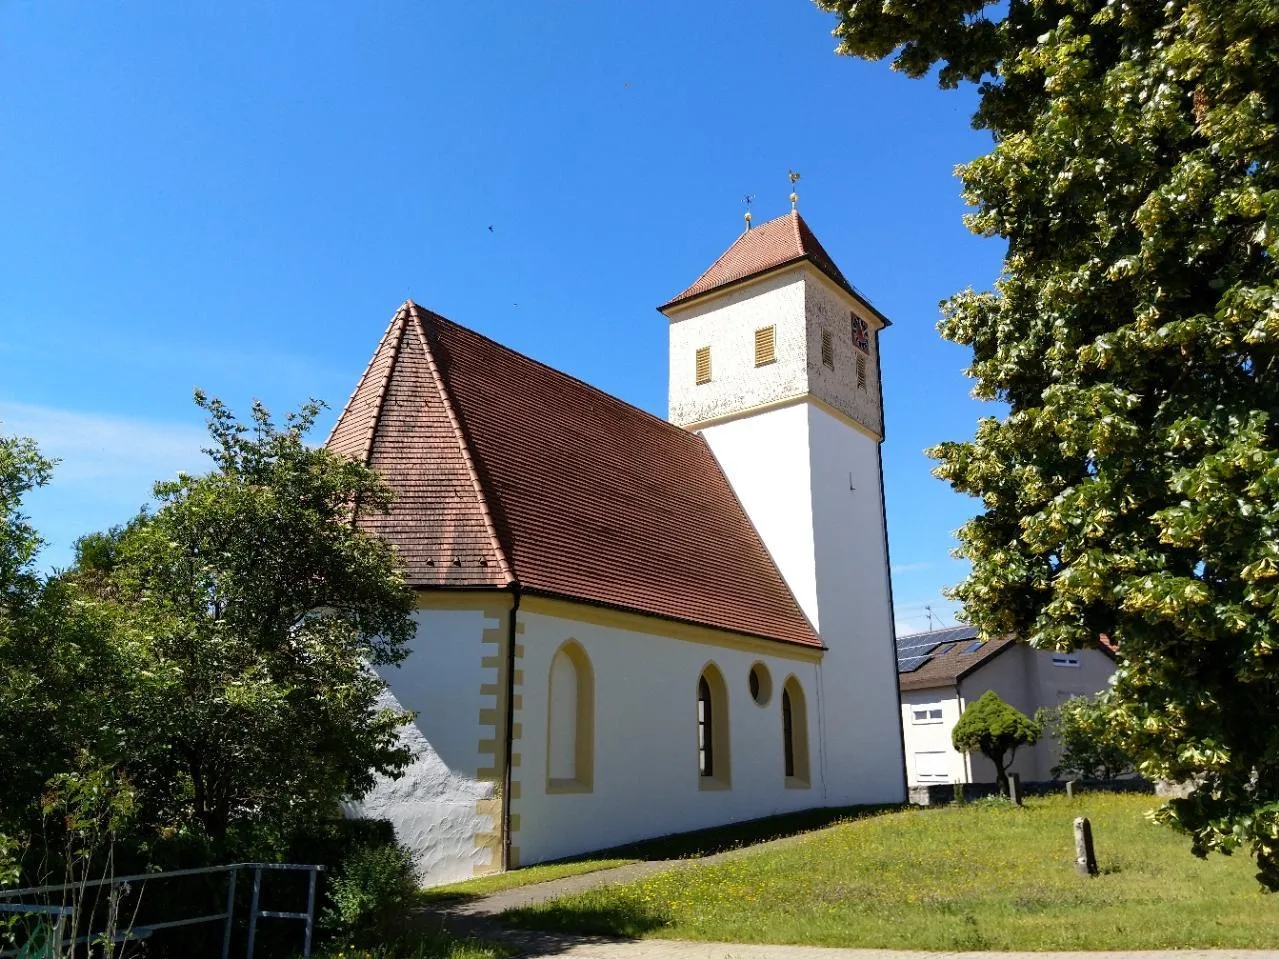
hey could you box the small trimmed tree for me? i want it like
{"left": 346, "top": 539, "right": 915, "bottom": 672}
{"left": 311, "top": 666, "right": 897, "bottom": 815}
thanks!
{"left": 952, "top": 691, "right": 1040, "bottom": 796}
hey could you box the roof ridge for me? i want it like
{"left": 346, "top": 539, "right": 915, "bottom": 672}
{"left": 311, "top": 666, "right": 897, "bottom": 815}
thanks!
{"left": 408, "top": 301, "right": 703, "bottom": 445}
{"left": 406, "top": 302, "right": 516, "bottom": 588}
{"left": 324, "top": 303, "right": 409, "bottom": 461}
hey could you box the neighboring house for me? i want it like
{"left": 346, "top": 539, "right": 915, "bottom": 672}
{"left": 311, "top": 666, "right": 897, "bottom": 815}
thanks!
{"left": 897, "top": 626, "right": 1115, "bottom": 787}
{"left": 329, "top": 209, "right": 907, "bottom": 886}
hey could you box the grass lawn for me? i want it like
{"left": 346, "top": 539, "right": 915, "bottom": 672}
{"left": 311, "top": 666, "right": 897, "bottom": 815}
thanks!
{"left": 312, "top": 929, "right": 513, "bottom": 959}
{"left": 503, "top": 793, "right": 1279, "bottom": 950}
{"left": 419, "top": 805, "right": 880, "bottom": 904}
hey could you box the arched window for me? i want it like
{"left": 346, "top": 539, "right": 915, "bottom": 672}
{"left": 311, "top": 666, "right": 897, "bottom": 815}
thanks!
{"left": 781, "top": 676, "right": 810, "bottom": 788}
{"left": 547, "top": 641, "right": 594, "bottom": 793}
{"left": 697, "top": 665, "right": 731, "bottom": 789}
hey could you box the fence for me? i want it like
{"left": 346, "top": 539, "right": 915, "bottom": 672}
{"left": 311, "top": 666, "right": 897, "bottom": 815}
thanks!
{"left": 0, "top": 862, "right": 324, "bottom": 959}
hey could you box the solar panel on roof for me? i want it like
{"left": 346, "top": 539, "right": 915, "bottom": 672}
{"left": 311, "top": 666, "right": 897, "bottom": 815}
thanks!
{"left": 897, "top": 655, "right": 931, "bottom": 673}
{"left": 964, "top": 641, "right": 984, "bottom": 654}
{"left": 897, "top": 639, "right": 943, "bottom": 657}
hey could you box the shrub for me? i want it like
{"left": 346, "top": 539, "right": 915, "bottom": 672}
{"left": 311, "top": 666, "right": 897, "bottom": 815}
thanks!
{"left": 323, "top": 842, "right": 419, "bottom": 943}
{"left": 1038, "top": 694, "right": 1134, "bottom": 782}
{"left": 952, "top": 691, "right": 1040, "bottom": 797}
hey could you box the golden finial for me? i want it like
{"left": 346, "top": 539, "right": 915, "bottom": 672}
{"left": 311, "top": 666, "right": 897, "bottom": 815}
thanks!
{"left": 743, "top": 194, "right": 755, "bottom": 229}
{"left": 788, "top": 169, "right": 801, "bottom": 210}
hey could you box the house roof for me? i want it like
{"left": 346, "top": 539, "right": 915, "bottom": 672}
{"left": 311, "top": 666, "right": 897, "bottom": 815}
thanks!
{"left": 327, "top": 301, "right": 821, "bottom": 649}
{"left": 659, "top": 211, "right": 883, "bottom": 320}
{"left": 895, "top": 626, "right": 1017, "bottom": 692}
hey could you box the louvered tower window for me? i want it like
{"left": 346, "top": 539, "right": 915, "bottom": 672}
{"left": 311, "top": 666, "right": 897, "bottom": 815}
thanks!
{"left": 695, "top": 346, "right": 712, "bottom": 385}
{"left": 754, "top": 326, "right": 776, "bottom": 367}
{"left": 856, "top": 354, "right": 868, "bottom": 390}
{"left": 821, "top": 329, "right": 834, "bottom": 368}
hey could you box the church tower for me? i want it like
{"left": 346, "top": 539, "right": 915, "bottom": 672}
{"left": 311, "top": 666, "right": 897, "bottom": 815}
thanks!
{"left": 659, "top": 208, "right": 906, "bottom": 804}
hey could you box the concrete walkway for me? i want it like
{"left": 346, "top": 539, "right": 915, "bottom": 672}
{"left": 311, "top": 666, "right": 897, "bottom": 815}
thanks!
{"left": 421, "top": 858, "right": 1275, "bottom": 959}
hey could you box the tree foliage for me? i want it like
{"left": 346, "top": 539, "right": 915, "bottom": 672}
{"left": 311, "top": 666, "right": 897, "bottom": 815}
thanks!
{"left": 1038, "top": 694, "right": 1135, "bottom": 781}
{"left": 0, "top": 393, "right": 416, "bottom": 872}
{"left": 817, "top": 0, "right": 1279, "bottom": 885}
{"left": 952, "top": 691, "right": 1041, "bottom": 795}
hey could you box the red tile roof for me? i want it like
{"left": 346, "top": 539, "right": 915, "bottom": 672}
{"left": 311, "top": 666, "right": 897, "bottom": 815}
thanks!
{"left": 327, "top": 302, "right": 820, "bottom": 649}
{"left": 661, "top": 211, "right": 860, "bottom": 311}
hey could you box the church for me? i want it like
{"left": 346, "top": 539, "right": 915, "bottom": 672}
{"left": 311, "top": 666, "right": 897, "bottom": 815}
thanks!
{"left": 328, "top": 208, "right": 907, "bottom": 886}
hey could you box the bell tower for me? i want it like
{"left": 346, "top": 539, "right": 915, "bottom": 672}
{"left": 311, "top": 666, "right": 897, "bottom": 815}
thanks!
{"left": 659, "top": 207, "right": 905, "bottom": 805}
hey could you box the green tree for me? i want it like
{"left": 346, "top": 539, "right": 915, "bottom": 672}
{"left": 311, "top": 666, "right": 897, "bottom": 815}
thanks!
{"left": 1037, "top": 694, "right": 1135, "bottom": 782}
{"left": 74, "top": 393, "right": 417, "bottom": 845}
{"left": 952, "top": 691, "right": 1041, "bottom": 796}
{"left": 817, "top": 0, "right": 1279, "bottom": 886}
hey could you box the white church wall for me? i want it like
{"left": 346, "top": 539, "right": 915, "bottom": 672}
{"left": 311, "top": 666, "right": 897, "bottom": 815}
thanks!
{"left": 806, "top": 403, "right": 906, "bottom": 803}
{"left": 513, "top": 601, "right": 824, "bottom": 867}
{"left": 698, "top": 403, "right": 819, "bottom": 624}
{"left": 667, "top": 268, "right": 808, "bottom": 427}
{"left": 345, "top": 604, "right": 501, "bottom": 887}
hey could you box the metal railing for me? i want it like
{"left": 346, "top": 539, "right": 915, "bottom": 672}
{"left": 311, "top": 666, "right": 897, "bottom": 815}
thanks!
{"left": 0, "top": 862, "right": 324, "bottom": 959}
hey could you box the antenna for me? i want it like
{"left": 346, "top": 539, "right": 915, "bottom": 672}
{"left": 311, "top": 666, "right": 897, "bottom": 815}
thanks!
{"left": 924, "top": 604, "right": 950, "bottom": 631}
{"left": 788, "top": 169, "right": 801, "bottom": 211}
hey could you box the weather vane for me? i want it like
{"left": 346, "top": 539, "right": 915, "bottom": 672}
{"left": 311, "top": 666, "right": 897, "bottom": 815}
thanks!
{"left": 788, "top": 169, "right": 801, "bottom": 211}
{"left": 743, "top": 193, "right": 755, "bottom": 229}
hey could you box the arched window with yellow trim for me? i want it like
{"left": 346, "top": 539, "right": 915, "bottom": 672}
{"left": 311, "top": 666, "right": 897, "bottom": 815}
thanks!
{"left": 547, "top": 641, "right": 594, "bottom": 793}
{"left": 697, "top": 664, "right": 731, "bottom": 789}
{"left": 781, "top": 676, "right": 810, "bottom": 788}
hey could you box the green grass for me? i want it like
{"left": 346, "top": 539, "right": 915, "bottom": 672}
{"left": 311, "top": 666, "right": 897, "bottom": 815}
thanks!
{"left": 419, "top": 805, "right": 880, "bottom": 904}
{"left": 503, "top": 793, "right": 1279, "bottom": 950}
{"left": 417, "top": 857, "right": 637, "bottom": 902}
{"left": 312, "top": 928, "right": 514, "bottom": 959}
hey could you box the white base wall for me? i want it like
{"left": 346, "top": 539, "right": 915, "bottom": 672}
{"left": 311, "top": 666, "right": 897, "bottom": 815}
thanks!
{"left": 346, "top": 606, "right": 502, "bottom": 887}
{"left": 513, "top": 604, "right": 826, "bottom": 866}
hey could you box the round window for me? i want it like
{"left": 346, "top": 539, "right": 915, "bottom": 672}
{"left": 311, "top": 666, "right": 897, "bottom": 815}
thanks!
{"left": 748, "top": 662, "right": 772, "bottom": 706}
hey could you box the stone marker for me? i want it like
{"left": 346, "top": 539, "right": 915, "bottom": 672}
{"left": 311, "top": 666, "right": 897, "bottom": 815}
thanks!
{"left": 1066, "top": 779, "right": 1077, "bottom": 799}
{"left": 1074, "top": 816, "right": 1099, "bottom": 875}
{"left": 1008, "top": 772, "right": 1022, "bottom": 806}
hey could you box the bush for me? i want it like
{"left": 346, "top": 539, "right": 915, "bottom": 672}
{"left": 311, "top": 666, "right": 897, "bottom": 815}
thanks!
{"left": 952, "top": 691, "right": 1040, "bottom": 797}
{"left": 323, "top": 842, "right": 419, "bottom": 943}
{"left": 1037, "top": 694, "right": 1134, "bottom": 782}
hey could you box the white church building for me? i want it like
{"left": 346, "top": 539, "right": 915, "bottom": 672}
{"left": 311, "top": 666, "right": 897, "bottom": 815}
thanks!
{"left": 328, "top": 210, "right": 907, "bottom": 886}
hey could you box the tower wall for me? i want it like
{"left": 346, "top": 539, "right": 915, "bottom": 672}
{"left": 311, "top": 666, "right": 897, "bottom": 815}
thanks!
{"left": 668, "top": 268, "right": 808, "bottom": 427}
{"left": 666, "top": 243, "right": 905, "bottom": 806}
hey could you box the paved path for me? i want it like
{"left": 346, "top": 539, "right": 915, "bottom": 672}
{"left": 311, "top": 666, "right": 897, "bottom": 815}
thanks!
{"left": 420, "top": 857, "right": 1275, "bottom": 959}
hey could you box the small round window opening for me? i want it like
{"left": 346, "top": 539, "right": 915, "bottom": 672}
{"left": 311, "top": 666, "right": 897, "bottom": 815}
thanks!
{"left": 748, "top": 662, "right": 772, "bottom": 707}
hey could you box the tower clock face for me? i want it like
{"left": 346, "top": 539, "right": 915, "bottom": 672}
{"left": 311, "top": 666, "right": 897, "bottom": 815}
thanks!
{"left": 852, "top": 315, "right": 871, "bottom": 355}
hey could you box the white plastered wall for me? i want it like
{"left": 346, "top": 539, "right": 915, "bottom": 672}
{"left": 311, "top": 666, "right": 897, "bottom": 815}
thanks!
{"left": 805, "top": 403, "right": 904, "bottom": 803}
{"left": 900, "top": 689, "right": 967, "bottom": 786}
{"left": 700, "top": 402, "right": 904, "bottom": 807}
{"left": 345, "top": 606, "right": 499, "bottom": 886}
{"left": 668, "top": 268, "right": 808, "bottom": 427}
{"left": 513, "top": 605, "right": 824, "bottom": 866}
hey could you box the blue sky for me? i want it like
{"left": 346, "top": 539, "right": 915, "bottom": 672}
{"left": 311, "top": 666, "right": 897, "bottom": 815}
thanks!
{"left": 0, "top": 1, "right": 1003, "bottom": 635}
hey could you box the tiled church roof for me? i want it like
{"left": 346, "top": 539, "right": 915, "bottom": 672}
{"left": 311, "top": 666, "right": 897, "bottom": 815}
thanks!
{"left": 660, "top": 211, "right": 861, "bottom": 311}
{"left": 327, "top": 301, "right": 820, "bottom": 649}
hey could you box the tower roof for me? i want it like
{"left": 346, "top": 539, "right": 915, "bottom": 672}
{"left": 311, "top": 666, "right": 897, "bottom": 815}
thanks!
{"left": 660, "top": 210, "right": 879, "bottom": 316}
{"left": 327, "top": 301, "right": 821, "bottom": 649}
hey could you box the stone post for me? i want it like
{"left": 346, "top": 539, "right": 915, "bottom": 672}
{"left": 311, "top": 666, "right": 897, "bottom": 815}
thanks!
{"left": 1066, "top": 779, "right": 1077, "bottom": 799}
{"left": 1074, "top": 816, "right": 1098, "bottom": 875}
{"left": 1008, "top": 772, "right": 1022, "bottom": 806}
